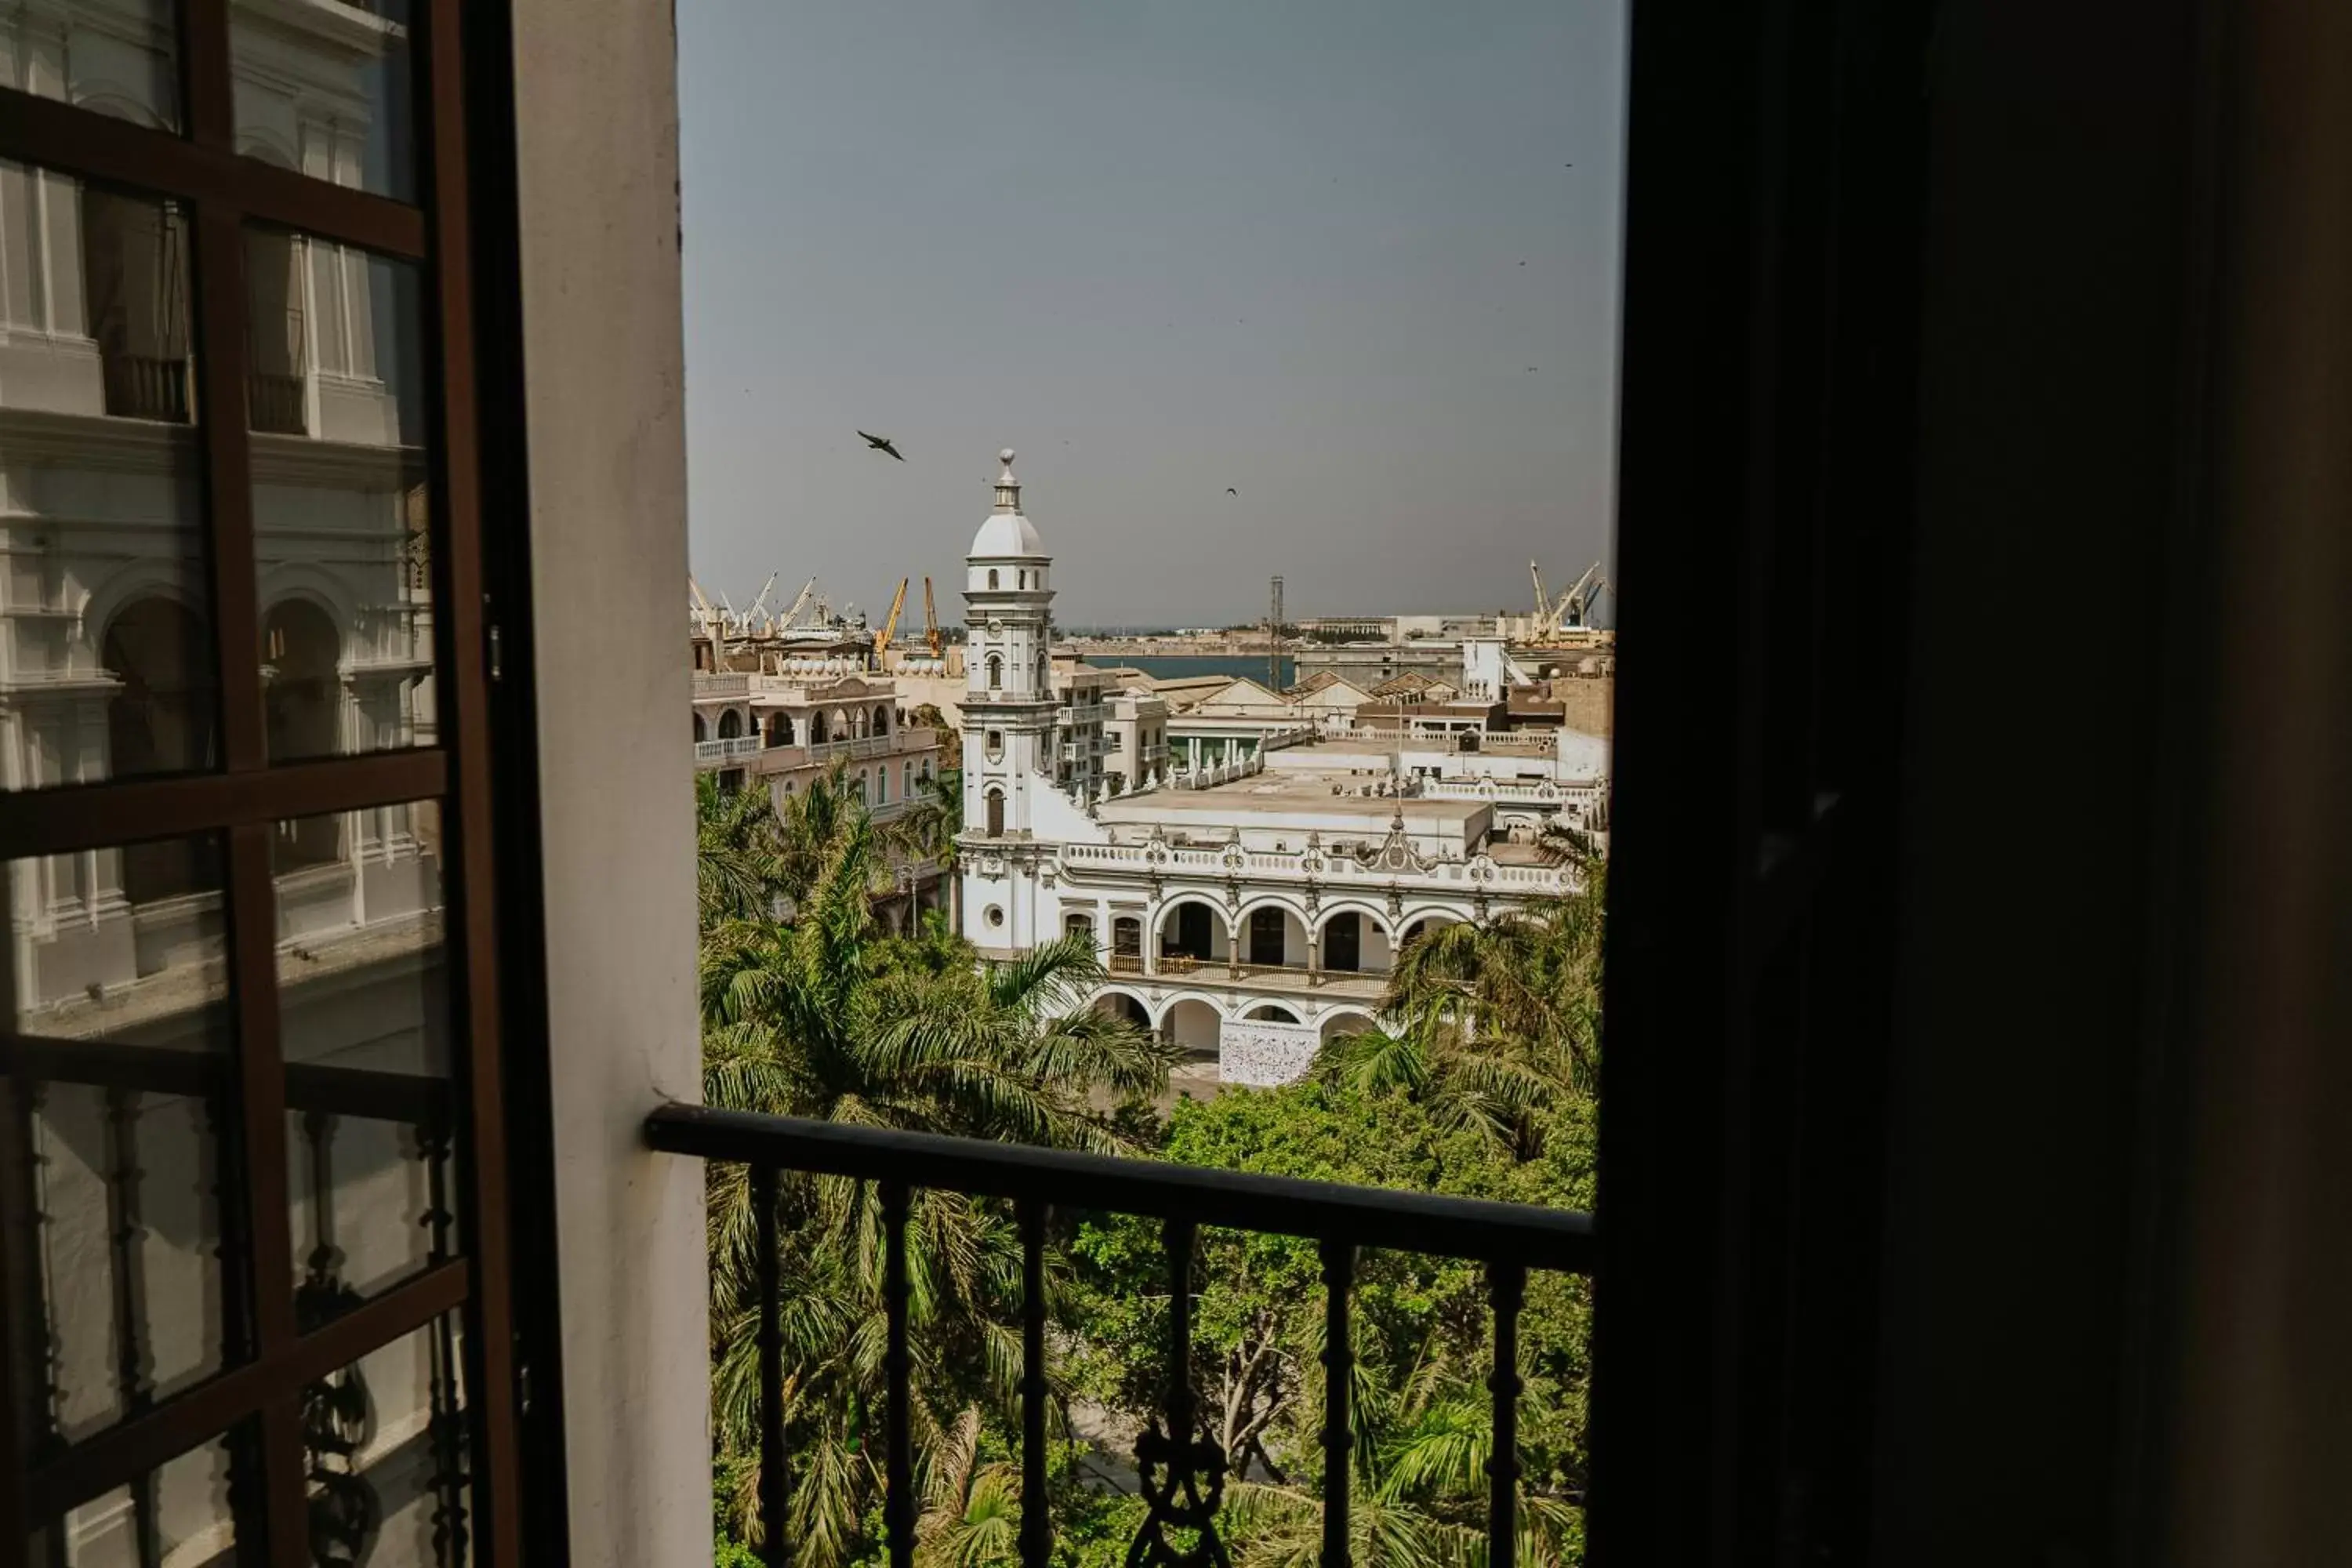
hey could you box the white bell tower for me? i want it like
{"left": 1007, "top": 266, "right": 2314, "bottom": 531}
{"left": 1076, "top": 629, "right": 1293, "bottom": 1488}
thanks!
{"left": 960, "top": 449, "right": 1058, "bottom": 946}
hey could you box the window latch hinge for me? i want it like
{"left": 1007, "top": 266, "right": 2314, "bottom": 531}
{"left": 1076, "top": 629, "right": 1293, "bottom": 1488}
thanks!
{"left": 488, "top": 622, "right": 504, "bottom": 683}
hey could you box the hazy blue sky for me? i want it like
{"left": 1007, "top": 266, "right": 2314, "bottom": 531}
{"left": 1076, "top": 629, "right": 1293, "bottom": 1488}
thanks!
{"left": 679, "top": 0, "right": 1626, "bottom": 626}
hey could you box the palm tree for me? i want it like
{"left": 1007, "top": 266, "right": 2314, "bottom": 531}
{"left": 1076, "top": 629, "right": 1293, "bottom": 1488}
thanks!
{"left": 886, "top": 765, "right": 965, "bottom": 931}
{"left": 698, "top": 785, "right": 1177, "bottom": 1564}
{"left": 697, "top": 771, "right": 787, "bottom": 923}
{"left": 1316, "top": 869, "right": 1604, "bottom": 1155}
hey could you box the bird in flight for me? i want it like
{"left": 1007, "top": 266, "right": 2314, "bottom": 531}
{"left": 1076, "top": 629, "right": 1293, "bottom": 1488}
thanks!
{"left": 1226, "top": 487, "right": 1239, "bottom": 496}
{"left": 858, "top": 431, "right": 905, "bottom": 461}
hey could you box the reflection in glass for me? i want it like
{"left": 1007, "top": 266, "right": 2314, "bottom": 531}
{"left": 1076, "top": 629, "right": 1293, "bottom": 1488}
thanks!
{"left": 231, "top": 0, "right": 416, "bottom": 201}
{"left": 2, "top": 836, "right": 236, "bottom": 1453}
{"left": 26, "top": 1428, "right": 252, "bottom": 1567}
{"left": 276, "top": 801, "right": 457, "bottom": 1316}
{"left": 0, "top": 163, "right": 215, "bottom": 790}
{"left": 0, "top": 0, "right": 182, "bottom": 132}
{"left": 247, "top": 230, "right": 434, "bottom": 762}
{"left": 303, "top": 1314, "right": 472, "bottom": 1568}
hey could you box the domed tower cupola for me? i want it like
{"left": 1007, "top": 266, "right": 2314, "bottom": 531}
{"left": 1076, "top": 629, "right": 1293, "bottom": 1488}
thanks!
{"left": 961, "top": 448, "right": 1060, "bottom": 845}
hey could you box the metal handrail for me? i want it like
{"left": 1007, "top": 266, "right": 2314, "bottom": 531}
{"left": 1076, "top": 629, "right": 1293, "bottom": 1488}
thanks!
{"left": 643, "top": 1102, "right": 1591, "bottom": 1271}
{"left": 644, "top": 1103, "right": 1588, "bottom": 1568}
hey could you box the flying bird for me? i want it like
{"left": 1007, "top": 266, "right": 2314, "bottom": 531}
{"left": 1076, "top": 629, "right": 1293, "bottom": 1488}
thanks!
{"left": 1226, "top": 487, "right": 1238, "bottom": 495}
{"left": 857, "top": 431, "right": 904, "bottom": 461}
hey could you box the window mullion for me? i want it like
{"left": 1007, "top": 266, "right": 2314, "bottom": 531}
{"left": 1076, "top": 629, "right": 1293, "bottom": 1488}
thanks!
{"left": 180, "top": 0, "right": 234, "bottom": 151}
{"left": 191, "top": 201, "right": 266, "bottom": 772}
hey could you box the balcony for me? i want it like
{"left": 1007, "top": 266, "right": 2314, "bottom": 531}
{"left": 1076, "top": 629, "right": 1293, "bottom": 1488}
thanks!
{"left": 804, "top": 726, "right": 936, "bottom": 765}
{"left": 1062, "top": 702, "right": 1109, "bottom": 726}
{"left": 99, "top": 353, "right": 192, "bottom": 423}
{"left": 249, "top": 370, "right": 308, "bottom": 434}
{"left": 694, "top": 735, "right": 762, "bottom": 766}
{"left": 1140, "top": 953, "right": 1390, "bottom": 1000}
{"left": 642, "top": 1105, "right": 1591, "bottom": 1568}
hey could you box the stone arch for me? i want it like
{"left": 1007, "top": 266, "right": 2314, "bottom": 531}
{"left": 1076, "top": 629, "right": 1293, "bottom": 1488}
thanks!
{"left": 102, "top": 595, "right": 221, "bottom": 900}
{"left": 830, "top": 708, "right": 850, "bottom": 740}
{"left": 808, "top": 710, "right": 829, "bottom": 743}
{"left": 693, "top": 711, "right": 708, "bottom": 742}
{"left": 1155, "top": 895, "right": 1230, "bottom": 968}
{"left": 1233, "top": 896, "right": 1310, "bottom": 969}
{"left": 987, "top": 568, "right": 1000, "bottom": 590}
{"left": 1160, "top": 994, "right": 1227, "bottom": 1057}
{"left": 262, "top": 597, "right": 342, "bottom": 764}
{"left": 101, "top": 593, "right": 214, "bottom": 782}
{"left": 717, "top": 708, "right": 744, "bottom": 739}
{"left": 872, "top": 704, "right": 891, "bottom": 735}
{"left": 986, "top": 655, "right": 1004, "bottom": 690}
{"left": 1243, "top": 1004, "right": 1301, "bottom": 1024}
{"left": 1317, "top": 1006, "right": 1381, "bottom": 1043}
{"left": 765, "top": 711, "right": 795, "bottom": 747}
{"left": 984, "top": 786, "right": 1005, "bottom": 838}
{"left": 236, "top": 129, "right": 300, "bottom": 169}
{"left": 1092, "top": 987, "right": 1152, "bottom": 1029}
{"left": 1312, "top": 902, "right": 1396, "bottom": 975}
{"left": 1396, "top": 909, "right": 1474, "bottom": 953}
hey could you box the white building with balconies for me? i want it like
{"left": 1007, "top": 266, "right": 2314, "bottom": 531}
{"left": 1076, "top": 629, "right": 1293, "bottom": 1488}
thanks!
{"left": 955, "top": 452, "right": 1585, "bottom": 1086}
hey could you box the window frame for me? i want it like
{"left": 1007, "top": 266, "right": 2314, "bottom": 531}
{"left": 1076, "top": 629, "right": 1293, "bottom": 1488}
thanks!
{"left": 0, "top": 2, "right": 524, "bottom": 1561}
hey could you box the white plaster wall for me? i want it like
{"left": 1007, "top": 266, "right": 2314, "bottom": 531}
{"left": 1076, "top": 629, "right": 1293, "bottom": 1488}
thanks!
{"left": 511, "top": 0, "right": 706, "bottom": 1564}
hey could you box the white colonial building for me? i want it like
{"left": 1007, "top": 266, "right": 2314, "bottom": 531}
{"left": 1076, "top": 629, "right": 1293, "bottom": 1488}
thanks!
{"left": 955, "top": 452, "right": 1588, "bottom": 1086}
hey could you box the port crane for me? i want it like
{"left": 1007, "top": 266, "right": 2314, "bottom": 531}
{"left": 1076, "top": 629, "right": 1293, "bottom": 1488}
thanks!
{"left": 775, "top": 576, "right": 818, "bottom": 633}
{"left": 1528, "top": 558, "right": 1610, "bottom": 639}
{"left": 922, "top": 577, "right": 942, "bottom": 657}
{"left": 688, "top": 575, "right": 728, "bottom": 659}
{"left": 873, "top": 577, "right": 909, "bottom": 657}
{"left": 741, "top": 572, "right": 780, "bottom": 633}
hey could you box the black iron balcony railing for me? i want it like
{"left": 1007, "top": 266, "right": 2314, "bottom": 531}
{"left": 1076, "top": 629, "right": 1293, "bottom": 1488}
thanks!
{"left": 4, "top": 1036, "right": 470, "bottom": 1566}
{"left": 644, "top": 1103, "right": 1596, "bottom": 1568}
{"left": 100, "top": 353, "right": 192, "bottom": 423}
{"left": 249, "top": 370, "right": 308, "bottom": 434}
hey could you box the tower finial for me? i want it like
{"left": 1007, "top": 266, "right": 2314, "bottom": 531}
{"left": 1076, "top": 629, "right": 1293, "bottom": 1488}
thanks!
{"left": 993, "top": 448, "right": 1021, "bottom": 511}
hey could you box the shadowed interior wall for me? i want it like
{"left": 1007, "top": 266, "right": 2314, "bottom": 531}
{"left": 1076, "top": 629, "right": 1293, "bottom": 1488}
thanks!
{"left": 511, "top": 0, "right": 707, "bottom": 1564}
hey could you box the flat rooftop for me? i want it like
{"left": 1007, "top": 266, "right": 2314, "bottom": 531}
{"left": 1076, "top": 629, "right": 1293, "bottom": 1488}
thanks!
{"left": 1098, "top": 768, "right": 1486, "bottom": 827}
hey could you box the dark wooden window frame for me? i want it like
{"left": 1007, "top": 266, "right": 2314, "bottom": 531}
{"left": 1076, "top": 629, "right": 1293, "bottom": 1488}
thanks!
{"left": 0, "top": 1, "right": 524, "bottom": 1561}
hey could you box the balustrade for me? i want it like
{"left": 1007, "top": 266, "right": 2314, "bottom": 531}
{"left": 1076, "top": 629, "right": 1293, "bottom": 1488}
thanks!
{"left": 644, "top": 1107, "right": 1592, "bottom": 1568}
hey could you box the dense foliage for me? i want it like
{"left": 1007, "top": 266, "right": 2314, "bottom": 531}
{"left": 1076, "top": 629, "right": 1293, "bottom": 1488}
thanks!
{"left": 695, "top": 770, "right": 1602, "bottom": 1568}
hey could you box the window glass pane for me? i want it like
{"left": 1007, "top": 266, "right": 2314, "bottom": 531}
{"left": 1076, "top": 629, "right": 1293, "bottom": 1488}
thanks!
{"left": 0, "top": 0, "right": 182, "bottom": 132}
{"left": 230, "top": 0, "right": 416, "bottom": 202}
{"left": 276, "top": 800, "right": 456, "bottom": 1316}
{"left": 303, "top": 1312, "right": 471, "bottom": 1568}
{"left": 2, "top": 833, "right": 238, "bottom": 1451}
{"left": 0, "top": 164, "right": 214, "bottom": 791}
{"left": 246, "top": 230, "right": 434, "bottom": 763}
{"left": 27, "top": 1426, "right": 255, "bottom": 1567}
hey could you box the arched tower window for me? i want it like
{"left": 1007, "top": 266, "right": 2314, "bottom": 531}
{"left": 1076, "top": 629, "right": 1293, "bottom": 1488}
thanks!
{"left": 987, "top": 655, "right": 1004, "bottom": 690}
{"left": 987, "top": 568, "right": 999, "bottom": 590}
{"left": 872, "top": 705, "right": 889, "bottom": 735}
{"left": 766, "top": 713, "right": 795, "bottom": 747}
{"left": 985, "top": 788, "right": 1005, "bottom": 838}
{"left": 718, "top": 709, "right": 743, "bottom": 739}
{"left": 693, "top": 712, "right": 707, "bottom": 742}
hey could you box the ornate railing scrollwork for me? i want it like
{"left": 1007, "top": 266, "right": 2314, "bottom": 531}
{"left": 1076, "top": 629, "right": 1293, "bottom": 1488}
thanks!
{"left": 1127, "top": 1218, "right": 1232, "bottom": 1568}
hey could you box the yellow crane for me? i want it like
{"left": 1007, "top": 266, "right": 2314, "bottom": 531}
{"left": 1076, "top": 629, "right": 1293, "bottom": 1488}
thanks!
{"left": 923, "top": 577, "right": 942, "bottom": 657}
{"left": 873, "top": 576, "right": 909, "bottom": 657}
